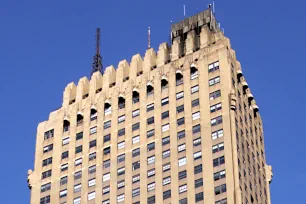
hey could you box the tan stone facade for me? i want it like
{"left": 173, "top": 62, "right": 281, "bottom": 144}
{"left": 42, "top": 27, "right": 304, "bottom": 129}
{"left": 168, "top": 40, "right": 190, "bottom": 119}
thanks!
{"left": 28, "top": 9, "right": 272, "bottom": 204}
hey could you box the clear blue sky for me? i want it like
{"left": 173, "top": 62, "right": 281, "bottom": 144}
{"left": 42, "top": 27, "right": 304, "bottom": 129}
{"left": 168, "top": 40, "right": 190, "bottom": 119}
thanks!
{"left": 0, "top": 0, "right": 305, "bottom": 203}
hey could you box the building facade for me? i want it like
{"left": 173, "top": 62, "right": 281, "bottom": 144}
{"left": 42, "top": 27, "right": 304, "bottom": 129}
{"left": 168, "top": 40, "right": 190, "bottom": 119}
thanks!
{"left": 28, "top": 8, "right": 273, "bottom": 204}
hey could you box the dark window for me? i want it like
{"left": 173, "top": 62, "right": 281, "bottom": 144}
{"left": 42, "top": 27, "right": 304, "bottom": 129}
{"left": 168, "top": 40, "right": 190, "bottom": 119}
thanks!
{"left": 76, "top": 132, "right": 83, "bottom": 140}
{"left": 103, "top": 147, "right": 111, "bottom": 155}
{"left": 44, "top": 129, "right": 54, "bottom": 140}
{"left": 195, "top": 192, "right": 204, "bottom": 202}
{"left": 215, "top": 198, "right": 227, "bottom": 204}
{"left": 89, "top": 140, "right": 96, "bottom": 148}
{"left": 214, "top": 170, "right": 226, "bottom": 181}
{"left": 161, "top": 97, "right": 169, "bottom": 106}
{"left": 212, "top": 143, "right": 224, "bottom": 153}
{"left": 162, "top": 111, "right": 169, "bottom": 119}
{"left": 147, "top": 85, "right": 154, "bottom": 96}
{"left": 147, "top": 196, "right": 155, "bottom": 204}
{"left": 41, "top": 182, "right": 51, "bottom": 192}
{"left": 147, "top": 103, "right": 154, "bottom": 112}
{"left": 42, "top": 157, "right": 52, "bottom": 167}
{"left": 179, "top": 170, "right": 187, "bottom": 180}
{"left": 76, "top": 114, "right": 83, "bottom": 126}
{"left": 147, "top": 117, "right": 154, "bottom": 125}
{"left": 213, "top": 156, "right": 225, "bottom": 167}
{"left": 194, "top": 164, "right": 203, "bottom": 174}
{"left": 209, "top": 90, "right": 221, "bottom": 100}
{"left": 193, "top": 124, "right": 201, "bottom": 134}
{"left": 177, "top": 130, "right": 185, "bottom": 140}
{"left": 161, "top": 79, "right": 168, "bottom": 89}
{"left": 117, "top": 154, "right": 125, "bottom": 163}
{"left": 103, "top": 160, "right": 110, "bottom": 168}
{"left": 75, "top": 145, "right": 82, "bottom": 154}
{"left": 103, "top": 134, "right": 111, "bottom": 142}
{"left": 89, "top": 152, "right": 96, "bottom": 161}
{"left": 118, "top": 128, "right": 125, "bottom": 137}
{"left": 104, "top": 120, "right": 111, "bottom": 129}
{"left": 147, "top": 129, "right": 155, "bottom": 138}
{"left": 162, "top": 136, "right": 170, "bottom": 145}
{"left": 215, "top": 184, "right": 227, "bottom": 195}
{"left": 132, "top": 148, "right": 140, "bottom": 157}
{"left": 42, "top": 170, "right": 52, "bottom": 179}
{"left": 118, "top": 97, "right": 125, "bottom": 109}
{"left": 90, "top": 109, "right": 97, "bottom": 121}
{"left": 195, "top": 178, "right": 203, "bottom": 188}
{"left": 132, "top": 161, "right": 140, "bottom": 170}
{"left": 163, "top": 190, "right": 171, "bottom": 200}
{"left": 177, "top": 105, "right": 184, "bottom": 113}
{"left": 43, "top": 144, "right": 53, "bottom": 153}
{"left": 88, "top": 165, "right": 96, "bottom": 174}
{"left": 177, "top": 117, "right": 185, "bottom": 126}
{"left": 211, "top": 116, "right": 223, "bottom": 126}
{"left": 40, "top": 195, "right": 50, "bottom": 204}
{"left": 61, "top": 151, "right": 68, "bottom": 159}
{"left": 60, "top": 176, "right": 67, "bottom": 185}
{"left": 133, "top": 91, "right": 140, "bottom": 103}
{"left": 147, "top": 142, "right": 155, "bottom": 151}
{"left": 192, "top": 98, "right": 199, "bottom": 107}
{"left": 132, "top": 123, "right": 140, "bottom": 131}
{"left": 176, "top": 73, "right": 183, "bottom": 86}
{"left": 74, "top": 171, "right": 82, "bottom": 180}
{"left": 179, "top": 198, "right": 188, "bottom": 204}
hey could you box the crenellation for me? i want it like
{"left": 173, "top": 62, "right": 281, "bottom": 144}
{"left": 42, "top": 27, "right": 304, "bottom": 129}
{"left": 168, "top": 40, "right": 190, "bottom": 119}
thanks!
{"left": 130, "top": 54, "right": 143, "bottom": 79}
{"left": 171, "top": 37, "right": 181, "bottom": 60}
{"left": 157, "top": 42, "right": 170, "bottom": 67}
{"left": 117, "top": 60, "right": 130, "bottom": 85}
{"left": 200, "top": 25, "right": 211, "bottom": 48}
{"left": 103, "top": 65, "right": 116, "bottom": 90}
{"left": 76, "top": 77, "right": 90, "bottom": 102}
{"left": 144, "top": 48, "right": 157, "bottom": 73}
{"left": 90, "top": 71, "right": 103, "bottom": 97}
{"left": 186, "top": 30, "right": 196, "bottom": 55}
{"left": 62, "top": 82, "right": 76, "bottom": 107}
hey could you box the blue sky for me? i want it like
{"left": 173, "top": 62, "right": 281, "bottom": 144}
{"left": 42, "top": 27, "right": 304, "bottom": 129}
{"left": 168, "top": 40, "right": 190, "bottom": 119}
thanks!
{"left": 0, "top": 0, "right": 305, "bottom": 203}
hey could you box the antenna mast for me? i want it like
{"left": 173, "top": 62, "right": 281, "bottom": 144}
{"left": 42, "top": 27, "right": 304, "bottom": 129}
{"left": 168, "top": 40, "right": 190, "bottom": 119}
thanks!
{"left": 91, "top": 28, "right": 103, "bottom": 76}
{"left": 148, "top": 27, "right": 151, "bottom": 48}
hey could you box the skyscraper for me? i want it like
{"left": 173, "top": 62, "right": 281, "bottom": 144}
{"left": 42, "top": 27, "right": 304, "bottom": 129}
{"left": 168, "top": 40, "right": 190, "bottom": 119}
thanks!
{"left": 28, "top": 7, "right": 273, "bottom": 204}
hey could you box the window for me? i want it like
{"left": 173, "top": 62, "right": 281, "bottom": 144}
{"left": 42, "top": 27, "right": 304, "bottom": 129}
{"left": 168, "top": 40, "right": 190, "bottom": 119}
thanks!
{"left": 177, "top": 105, "right": 184, "bottom": 113}
{"left": 103, "top": 146, "right": 111, "bottom": 155}
{"left": 161, "top": 79, "right": 168, "bottom": 89}
{"left": 43, "top": 144, "right": 53, "bottom": 153}
{"left": 163, "top": 190, "right": 171, "bottom": 200}
{"left": 147, "top": 85, "right": 154, "bottom": 96}
{"left": 117, "top": 154, "right": 125, "bottom": 163}
{"left": 132, "top": 135, "right": 140, "bottom": 144}
{"left": 132, "top": 109, "right": 140, "bottom": 117}
{"left": 132, "top": 122, "right": 140, "bottom": 131}
{"left": 90, "top": 109, "right": 97, "bottom": 121}
{"left": 212, "top": 143, "right": 224, "bottom": 153}
{"left": 102, "top": 199, "right": 110, "bottom": 204}
{"left": 118, "top": 97, "right": 125, "bottom": 109}
{"left": 133, "top": 161, "right": 140, "bottom": 170}
{"left": 194, "top": 164, "right": 203, "bottom": 174}
{"left": 117, "top": 194, "right": 125, "bottom": 203}
{"left": 60, "top": 176, "right": 67, "bottom": 185}
{"left": 75, "top": 132, "right": 83, "bottom": 141}
{"left": 193, "top": 138, "right": 201, "bottom": 147}
{"left": 42, "top": 157, "right": 52, "bottom": 167}
{"left": 178, "top": 144, "right": 186, "bottom": 152}
{"left": 210, "top": 90, "right": 221, "bottom": 100}
{"left": 147, "top": 182, "right": 155, "bottom": 191}
{"left": 195, "top": 178, "right": 203, "bottom": 188}
{"left": 118, "top": 141, "right": 125, "bottom": 149}
{"left": 104, "top": 103, "right": 111, "bottom": 115}
{"left": 214, "top": 170, "right": 226, "bottom": 181}
{"left": 89, "top": 152, "right": 96, "bottom": 161}
{"left": 103, "top": 134, "right": 111, "bottom": 142}
{"left": 41, "top": 182, "right": 51, "bottom": 192}
{"left": 148, "top": 196, "right": 155, "bottom": 204}
{"left": 117, "top": 167, "right": 125, "bottom": 176}
{"left": 147, "top": 156, "right": 155, "bottom": 165}
{"left": 75, "top": 145, "right": 82, "bottom": 154}
{"left": 213, "top": 156, "right": 225, "bottom": 167}
{"left": 89, "top": 140, "right": 96, "bottom": 148}
{"left": 147, "top": 142, "right": 155, "bottom": 151}
{"left": 180, "top": 198, "right": 188, "bottom": 204}
{"left": 62, "top": 137, "right": 70, "bottom": 146}
{"left": 147, "top": 129, "right": 155, "bottom": 138}
{"left": 192, "top": 98, "right": 199, "bottom": 107}
{"left": 191, "top": 85, "right": 199, "bottom": 94}
{"left": 74, "top": 171, "right": 82, "bottom": 180}
{"left": 210, "top": 103, "right": 222, "bottom": 113}
{"left": 147, "top": 103, "right": 154, "bottom": 112}
{"left": 209, "top": 76, "right": 220, "bottom": 86}
{"left": 75, "top": 158, "right": 82, "bottom": 166}
{"left": 118, "top": 128, "right": 125, "bottom": 137}
{"left": 40, "top": 195, "right": 50, "bottom": 204}
{"left": 59, "top": 189, "right": 67, "bottom": 198}
{"left": 179, "top": 170, "right": 187, "bottom": 180}
{"left": 161, "top": 97, "right": 169, "bottom": 106}
{"left": 178, "top": 157, "right": 187, "bottom": 167}
{"left": 102, "top": 186, "right": 110, "bottom": 194}
{"left": 192, "top": 111, "right": 200, "bottom": 120}
{"left": 104, "top": 120, "right": 111, "bottom": 129}
{"left": 162, "top": 111, "right": 169, "bottom": 119}
{"left": 44, "top": 129, "right": 54, "bottom": 140}
{"left": 211, "top": 116, "right": 223, "bottom": 126}
{"left": 147, "top": 117, "right": 154, "bottom": 125}
{"left": 212, "top": 129, "right": 224, "bottom": 140}
{"left": 77, "top": 114, "right": 83, "bottom": 126}
{"left": 191, "top": 66, "right": 198, "bottom": 79}
{"left": 133, "top": 91, "right": 140, "bottom": 103}
{"left": 88, "top": 165, "right": 96, "bottom": 174}
{"left": 90, "top": 126, "right": 97, "bottom": 134}
{"left": 162, "top": 124, "right": 170, "bottom": 132}
{"left": 88, "top": 191, "right": 96, "bottom": 200}
{"left": 88, "top": 178, "right": 96, "bottom": 187}
{"left": 193, "top": 124, "right": 201, "bottom": 134}
{"left": 208, "top": 61, "right": 219, "bottom": 72}
{"left": 195, "top": 192, "right": 204, "bottom": 202}
{"left": 177, "top": 117, "right": 185, "bottom": 126}
{"left": 132, "top": 174, "right": 140, "bottom": 183}
{"left": 103, "top": 159, "right": 110, "bottom": 168}
{"left": 163, "top": 163, "right": 171, "bottom": 172}
{"left": 117, "top": 180, "right": 125, "bottom": 189}
{"left": 215, "top": 198, "right": 227, "bottom": 204}
{"left": 74, "top": 184, "right": 81, "bottom": 193}
{"left": 176, "top": 73, "right": 183, "bottom": 85}
{"left": 147, "top": 168, "right": 155, "bottom": 177}
{"left": 132, "top": 148, "right": 140, "bottom": 157}
{"left": 179, "top": 184, "right": 187, "bottom": 193}
{"left": 61, "top": 151, "right": 69, "bottom": 159}
{"left": 162, "top": 136, "right": 170, "bottom": 145}
{"left": 118, "top": 115, "right": 125, "bottom": 123}
{"left": 61, "top": 163, "right": 68, "bottom": 171}
{"left": 177, "top": 130, "right": 185, "bottom": 140}
{"left": 163, "top": 176, "right": 171, "bottom": 185}
{"left": 176, "top": 91, "right": 184, "bottom": 100}
{"left": 132, "top": 188, "right": 140, "bottom": 197}
{"left": 194, "top": 151, "right": 202, "bottom": 160}
{"left": 159, "top": 148, "right": 169, "bottom": 158}
{"left": 215, "top": 184, "right": 227, "bottom": 195}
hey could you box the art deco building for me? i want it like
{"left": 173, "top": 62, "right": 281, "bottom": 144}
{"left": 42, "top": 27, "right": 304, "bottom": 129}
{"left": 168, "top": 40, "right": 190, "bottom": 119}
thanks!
{"left": 28, "top": 7, "right": 273, "bottom": 204}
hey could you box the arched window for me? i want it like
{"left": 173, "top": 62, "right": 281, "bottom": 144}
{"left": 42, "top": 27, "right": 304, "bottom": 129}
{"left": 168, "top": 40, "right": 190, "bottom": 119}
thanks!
{"left": 176, "top": 73, "right": 183, "bottom": 86}
{"left": 133, "top": 91, "right": 139, "bottom": 103}
{"left": 161, "top": 79, "right": 168, "bottom": 90}
{"left": 104, "top": 103, "right": 112, "bottom": 115}
{"left": 90, "top": 109, "right": 97, "bottom": 121}
{"left": 77, "top": 114, "right": 83, "bottom": 126}
{"left": 190, "top": 66, "right": 198, "bottom": 79}
{"left": 147, "top": 85, "right": 154, "bottom": 96}
{"left": 63, "top": 120, "right": 70, "bottom": 132}
{"left": 118, "top": 97, "right": 125, "bottom": 109}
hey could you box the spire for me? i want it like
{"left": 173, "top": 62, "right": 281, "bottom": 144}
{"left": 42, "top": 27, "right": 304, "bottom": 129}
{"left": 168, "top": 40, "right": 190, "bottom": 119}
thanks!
{"left": 148, "top": 27, "right": 151, "bottom": 49}
{"left": 91, "top": 28, "right": 103, "bottom": 76}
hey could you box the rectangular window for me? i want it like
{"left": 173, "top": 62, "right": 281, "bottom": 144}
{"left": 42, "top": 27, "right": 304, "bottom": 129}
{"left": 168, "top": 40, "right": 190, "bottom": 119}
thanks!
{"left": 88, "top": 165, "right": 96, "bottom": 174}
{"left": 163, "top": 176, "right": 171, "bottom": 186}
{"left": 118, "top": 141, "right": 125, "bottom": 150}
{"left": 103, "top": 159, "right": 110, "bottom": 168}
{"left": 193, "top": 151, "right": 202, "bottom": 160}
{"left": 118, "top": 128, "right": 125, "bottom": 137}
{"left": 214, "top": 170, "right": 226, "bottom": 181}
{"left": 61, "top": 163, "right": 68, "bottom": 171}
{"left": 89, "top": 140, "right": 96, "bottom": 148}
{"left": 147, "top": 182, "right": 155, "bottom": 191}
{"left": 178, "top": 143, "right": 186, "bottom": 152}
{"left": 117, "top": 180, "right": 125, "bottom": 189}
{"left": 179, "top": 170, "right": 187, "bottom": 180}
{"left": 209, "top": 90, "right": 221, "bottom": 100}
{"left": 209, "top": 76, "right": 220, "bottom": 86}
{"left": 132, "top": 161, "right": 140, "bottom": 170}
{"left": 132, "top": 109, "right": 140, "bottom": 117}
{"left": 59, "top": 189, "right": 67, "bottom": 198}
{"left": 162, "top": 149, "right": 170, "bottom": 159}
{"left": 147, "top": 168, "right": 155, "bottom": 177}
{"left": 178, "top": 157, "right": 187, "bottom": 167}
{"left": 148, "top": 196, "right": 155, "bottom": 204}
{"left": 176, "top": 91, "right": 184, "bottom": 100}
{"left": 211, "top": 116, "right": 223, "bottom": 126}
{"left": 162, "top": 111, "right": 169, "bottom": 119}
{"left": 162, "top": 136, "right": 170, "bottom": 145}
{"left": 212, "top": 129, "right": 224, "bottom": 140}
{"left": 117, "top": 154, "right": 125, "bottom": 163}
{"left": 194, "top": 164, "right": 203, "bottom": 174}
{"left": 147, "top": 129, "right": 155, "bottom": 138}
{"left": 40, "top": 195, "right": 50, "bottom": 204}
{"left": 162, "top": 124, "right": 170, "bottom": 132}
{"left": 195, "top": 178, "right": 203, "bottom": 188}
{"left": 212, "top": 142, "right": 224, "bottom": 153}
{"left": 103, "top": 147, "right": 111, "bottom": 155}
{"left": 75, "top": 145, "right": 82, "bottom": 154}
{"left": 118, "top": 115, "right": 125, "bottom": 123}
{"left": 44, "top": 129, "right": 54, "bottom": 140}
{"left": 132, "top": 123, "right": 140, "bottom": 131}
{"left": 147, "top": 117, "right": 154, "bottom": 125}
{"left": 74, "top": 171, "right": 82, "bottom": 180}
{"left": 192, "top": 98, "right": 199, "bottom": 107}
{"left": 163, "top": 190, "right": 171, "bottom": 200}
{"left": 88, "top": 178, "right": 96, "bottom": 187}
{"left": 117, "top": 194, "right": 125, "bottom": 203}
{"left": 103, "top": 121, "right": 111, "bottom": 129}
{"left": 117, "top": 167, "right": 125, "bottom": 176}
{"left": 161, "top": 97, "right": 169, "bottom": 106}
{"left": 215, "top": 184, "right": 227, "bottom": 195}
{"left": 195, "top": 192, "right": 204, "bottom": 202}
{"left": 210, "top": 103, "right": 222, "bottom": 113}
{"left": 177, "top": 130, "right": 185, "bottom": 140}
{"left": 192, "top": 124, "right": 201, "bottom": 134}
{"left": 213, "top": 156, "right": 225, "bottom": 167}
{"left": 102, "top": 199, "right": 110, "bottom": 204}
{"left": 179, "top": 184, "right": 187, "bottom": 193}
{"left": 89, "top": 152, "right": 96, "bottom": 161}
{"left": 76, "top": 132, "right": 83, "bottom": 141}
{"left": 75, "top": 158, "right": 82, "bottom": 166}
{"left": 177, "top": 105, "right": 184, "bottom": 113}
{"left": 163, "top": 163, "right": 171, "bottom": 172}
{"left": 43, "top": 144, "right": 53, "bottom": 153}
{"left": 191, "top": 85, "right": 199, "bottom": 94}
{"left": 102, "top": 186, "right": 110, "bottom": 195}
{"left": 74, "top": 183, "right": 81, "bottom": 193}
{"left": 193, "top": 138, "right": 201, "bottom": 147}
{"left": 132, "top": 174, "right": 140, "bottom": 183}
{"left": 215, "top": 198, "right": 228, "bottom": 204}
{"left": 192, "top": 111, "right": 200, "bottom": 120}
{"left": 208, "top": 61, "right": 219, "bottom": 72}
{"left": 41, "top": 182, "right": 51, "bottom": 192}
{"left": 147, "top": 103, "right": 154, "bottom": 112}
{"left": 42, "top": 157, "right": 52, "bottom": 167}
{"left": 132, "top": 188, "right": 140, "bottom": 197}
{"left": 90, "top": 126, "right": 97, "bottom": 134}
{"left": 147, "top": 156, "right": 155, "bottom": 165}
{"left": 60, "top": 176, "right": 67, "bottom": 185}
{"left": 132, "top": 148, "right": 140, "bottom": 157}
{"left": 180, "top": 198, "right": 188, "bottom": 204}
{"left": 177, "top": 117, "right": 185, "bottom": 126}
{"left": 132, "top": 135, "right": 140, "bottom": 144}
{"left": 62, "top": 137, "right": 70, "bottom": 146}
{"left": 61, "top": 151, "right": 68, "bottom": 159}
{"left": 147, "top": 142, "right": 155, "bottom": 151}
{"left": 103, "top": 134, "right": 111, "bottom": 142}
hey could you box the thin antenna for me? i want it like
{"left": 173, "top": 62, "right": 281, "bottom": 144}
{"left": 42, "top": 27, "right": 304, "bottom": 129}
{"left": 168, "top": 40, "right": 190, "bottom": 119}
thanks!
{"left": 222, "top": 28, "right": 225, "bottom": 34}
{"left": 213, "top": 1, "right": 215, "bottom": 14}
{"left": 148, "top": 27, "right": 151, "bottom": 49}
{"left": 91, "top": 28, "right": 103, "bottom": 75}
{"left": 184, "top": 5, "right": 186, "bottom": 17}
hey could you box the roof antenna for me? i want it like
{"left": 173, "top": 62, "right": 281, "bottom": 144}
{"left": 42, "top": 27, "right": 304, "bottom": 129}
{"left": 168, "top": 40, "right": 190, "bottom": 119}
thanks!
{"left": 184, "top": 5, "right": 186, "bottom": 17}
{"left": 148, "top": 27, "right": 151, "bottom": 49}
{"left": 213, "top": 1, "right": 215, "bottom": 14}
{"left": 91, "top": 28, "right": 103, "bottom": 76}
